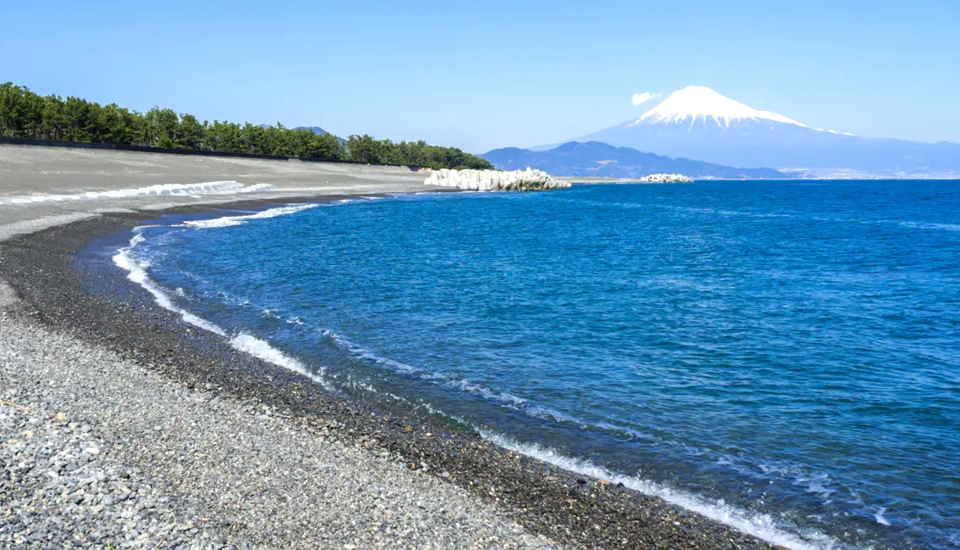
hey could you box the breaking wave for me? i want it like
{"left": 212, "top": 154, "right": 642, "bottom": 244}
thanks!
{"left": 183, "top": 204, "right": 320, "bottom": 229}
{"left": 480, "top": 431, "right": 845, "bottom": 550}
{"left": 0, "top": 181, "right": 277, "bottom": 205}
{"left": 111, "top": 203, "right": 335, "bottom": 391}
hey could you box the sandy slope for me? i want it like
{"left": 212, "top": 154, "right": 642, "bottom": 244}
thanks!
{"left": 0, "top": 145, "right": 426, "bottom": 226}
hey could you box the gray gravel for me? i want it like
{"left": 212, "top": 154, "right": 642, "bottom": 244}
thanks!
{"left": 0, "top": 146, "right": 780, "bottom": 550}
{"left": 0, "top": 310, "right": 557, "bottom": 549}
{"left": 0, "top": 147, "right": 555, "bottom": 548}
{"left": 1, "top": 387, "right": 228, "bottom": 548}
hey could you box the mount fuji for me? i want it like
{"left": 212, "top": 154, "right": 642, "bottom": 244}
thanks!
{"left": 576, "top": 86, "right": 960, "bottom": 178}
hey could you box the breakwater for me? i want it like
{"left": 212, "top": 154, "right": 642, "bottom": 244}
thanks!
{"left": 424, "top": 168, "right": 571, "bottom": 191}
{"left": 637, "top": 173, "right": 694, "bottom": 183}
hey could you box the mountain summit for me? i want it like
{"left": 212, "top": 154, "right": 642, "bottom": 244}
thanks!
{"left": 633, "top": 86, "right": 804, "bottom": 129}
{"left": 577, "top": 86, "right": 960, "bottom": 178}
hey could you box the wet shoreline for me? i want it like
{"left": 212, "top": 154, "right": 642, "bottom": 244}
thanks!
{"left": 0, "top": 197, "right": 776, "bottom": 549}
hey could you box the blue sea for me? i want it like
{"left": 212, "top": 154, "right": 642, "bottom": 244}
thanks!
{"left": 112, "top": 181, "right": 960, "bottom": 550}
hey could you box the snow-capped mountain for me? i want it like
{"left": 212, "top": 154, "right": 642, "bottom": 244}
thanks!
{"left": 577, "top": 86, "right": 960, "bottom": 178}
{"left": 633, "top": 86, "right": 805, "bottom": 128}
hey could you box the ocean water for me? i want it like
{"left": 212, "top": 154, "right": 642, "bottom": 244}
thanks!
{"left": 112, "top": 181, "right": 960, "bottom": 549}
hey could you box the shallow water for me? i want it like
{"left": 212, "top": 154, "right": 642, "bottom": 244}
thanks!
{"left": 116, "top": 181, "right": 960, "bottom": 549}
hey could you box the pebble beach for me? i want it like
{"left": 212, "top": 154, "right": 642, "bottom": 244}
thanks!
{"left": 0, "top": 145, "right": 778, "bottom": 549}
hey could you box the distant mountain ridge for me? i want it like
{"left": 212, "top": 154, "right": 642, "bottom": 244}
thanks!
{"left": 482, "top": 141, "right": 789, "bottom": 179}
{"left": 575, "top": 86, "right": 960, "bottom": 178}
{"left": 298, "top": 126, "right": 331, "bottom": 136}
{"left": 298, "top": 126, "right": 347, "bottom": 146}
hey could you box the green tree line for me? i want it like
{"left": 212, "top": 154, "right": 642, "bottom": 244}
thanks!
{"left": 0, "top": 82, "right": 493, "bottom": 170}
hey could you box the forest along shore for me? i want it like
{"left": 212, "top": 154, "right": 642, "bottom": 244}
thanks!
{"left": 0, "top": 145, "right": 777, "bottom": 549}
{"left": 0, "top": 82, "right": 493, "bottom": 170}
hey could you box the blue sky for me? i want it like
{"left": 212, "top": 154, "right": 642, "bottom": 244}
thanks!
{"left": 2, "top": 0, "right": 958, "bottom": 152}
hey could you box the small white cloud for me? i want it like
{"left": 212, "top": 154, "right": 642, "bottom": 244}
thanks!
{"left": 631, "top": 92, "right": 660, "bottom": 106}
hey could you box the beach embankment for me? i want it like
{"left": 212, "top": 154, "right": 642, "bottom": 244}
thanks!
{"left": 0, "top": 145, "right": 776, "bottom": 549}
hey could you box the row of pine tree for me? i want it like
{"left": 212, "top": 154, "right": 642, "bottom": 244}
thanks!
{"left": 0, "top": 83, "right": 492, "bottom": 170}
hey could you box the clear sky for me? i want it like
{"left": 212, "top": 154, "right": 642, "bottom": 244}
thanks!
{"left": 2, "top": 0, "right": 958, "bottom": 153}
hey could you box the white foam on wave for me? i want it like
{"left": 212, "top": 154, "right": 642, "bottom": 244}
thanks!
{"left": 480, "top": 431, "right": 844, "bottom": 550}
{"left": 322, "top": 329, "right": 529, "bottom": 407}
{"left": 889, "top": 220, "right": 960, "bottom": 232}
{"left": 327, "top": 331, "right": 644, "bottom": 437}
{"left": 797, "top": 473, "right": 837, "bottom": 500}
{"left": 324, "top": 330, "right": 422, "bottom": 374}
{"left": 183, "top": 204, "right": 319, "bottom": 229}
{"left": 183, "top": 203, "right": 320, "bottom": 229}
{"left": 112, "top": 221, "right": 335, "bottom": 393}
{"left": 229, "top": 332, "right": 332, "bottom": 391}
{"left": 113, "top": 231, "right": 227, "bottom": 336}
{"left": 319, "top": 327, "right": 860, "bottom": 549}
{"left": 181, "top": 195, "right": 388, "bottom": 230}
{"left": 109, "top": 198, "right": 393, "bottom": 388}
{"left": 314, "top": 337, "right": 852, "bottom": 550}
{"left": 0, "top": 181, "right": 278, "bottom": 205}
{"left": 524, "top": 406, "right": 659, "bottom": 444}
{"left": 109, "top": 194, "right": 848, "bottom": 549}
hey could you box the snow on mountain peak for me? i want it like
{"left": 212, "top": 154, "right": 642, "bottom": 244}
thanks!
{"left": 633, "top": 86, "right": 805, "bottom": 129}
